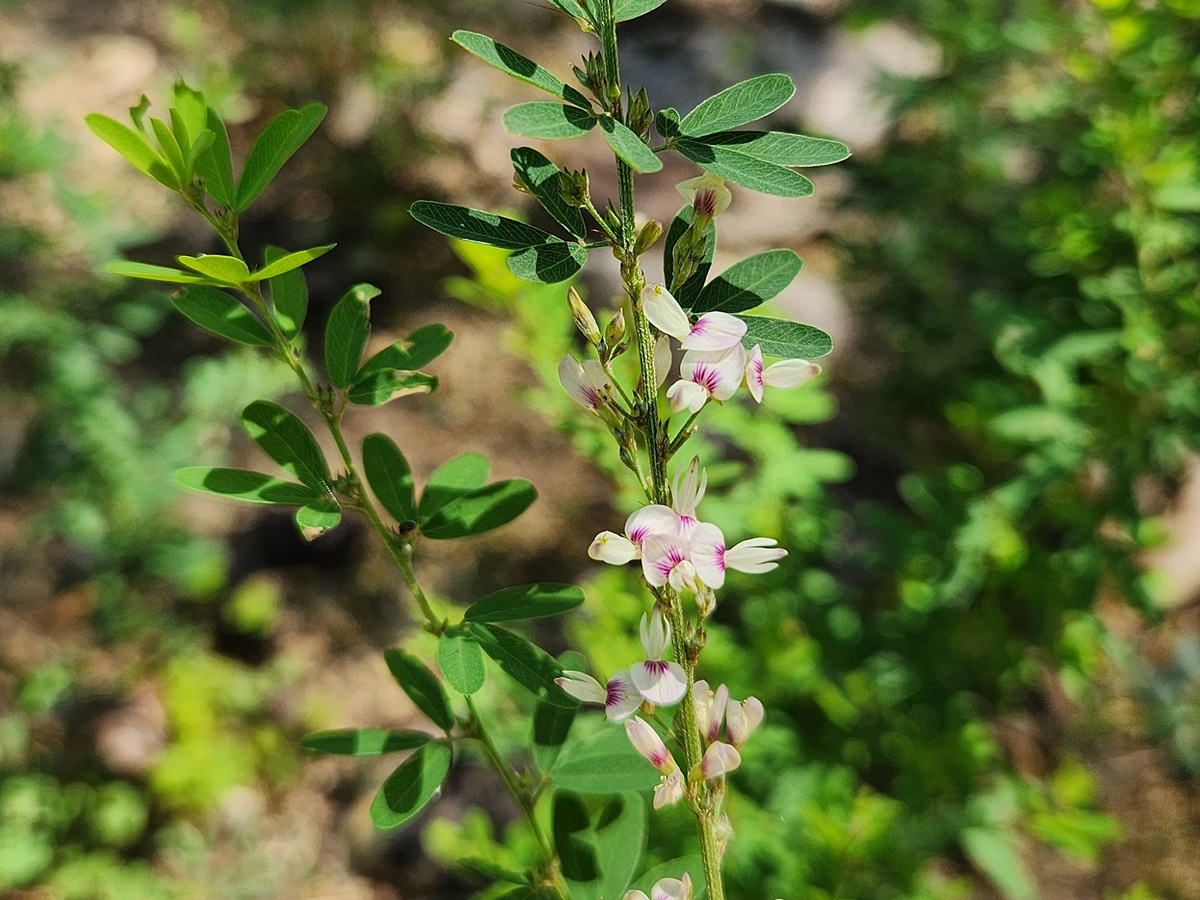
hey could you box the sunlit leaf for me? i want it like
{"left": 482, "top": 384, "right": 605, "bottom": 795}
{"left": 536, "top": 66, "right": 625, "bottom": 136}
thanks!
{"left": 467, "top": 623, "right": 576, "bottom": 707}
{"left": 171, "top": 285, "right": 274, "bottom": 346}
{"left": 325, "top": 283, "right": 379, "bottom": 389}
{"left": 410, "top": 201, "right": 557, "bottom": 250}
{"left": 421, "top": 479, "right": 537, "bottom": 539}
{"left": 235, "top": 102, "right": 327, "bottom": 211}
{"left": 174, "top": 467, "right": 319, "bottom": 505}
{"left": 506, "top": 241, "right": 587, "bottom": 284}
{"left": 678, "top": 74, "right": 795, "bottom": 137}
{"left": 241, "top": 400, "right": 332, "bottom": 491}
{"left": 737, "top": 315, "right": 833, "bottom": 359}
{"left": 451, "top": 31, "right": 591, "bottom": 108}
{"left": 369, "top": 741, "right": 452, "bottom": 830}
{"left": 463, "top": 584, "right": 585, "bottom": 623}
{"left": 599, "top": 117, "right": 662, "bottom": 172}
{"left": 438, "top": 630, "right": 487, "bottom": 695}
{"left": 177, "top": 254, "right": 252, "bottom": 285}
{"left": 550, "top": 727, "right": 660, "bottom": 793}
{"left": 503, "top": 102, "right": 596, "bottom": 140}
{"left": 676, "top": 138, "right": 814, "bottom": 197}
{"left": 692, "top": 249, "right": 803, "bottom": 314}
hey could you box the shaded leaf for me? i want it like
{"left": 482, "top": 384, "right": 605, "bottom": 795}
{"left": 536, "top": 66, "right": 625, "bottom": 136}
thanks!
{"left": 418, "top": 453, "right": 489, "bottom": 520}
{"left": 503, "top": 102, "right": 596, "bottom": 140}
{"left": 506, "top": 241, "right": 587, "bottom": 284}
{"left": 241, "top": 400, "right": 332, "bottom": 490}
{"left": 700, "top": 130, "right": 850, "bottom": 167}
{"left": 615, "top": 0, "right": 668, "bottom": 20}
{"left": 174, "top": 467, "right": 319, "bottom": 505}
{"left": 421, "top": 479, "right": 538, "bottom": 539}
{"left": 466, "top": 623, "right": 576, "bottom": 707}
{"left": 962, "top": 827, "right": 1036, "bottom": 900}
{"left": 566, "top": 793, "right": 646, "bottom": 900}
{"left": 533, "top": 700, "right": 576, "bottom": 773}
{"left": 384, "top": 649, "right": 455, "bottom": 731}
{"left": 438, "top": 630, "right": 487, "bottom": 695}
{"left": 235, "top": 102, "right": 327, "bottom": 211}
{"left": 550, "top": 727, "right": 660, "bottom": 793}
{"left": 663, "top": 205, "right": 716, "bottom": 309}
{"left": 736, "top": 315, "right": 833, "bottom": 359}
{"left": 358, "top": 324, "right": 454, "bottom": 377}
{"left": 362, "top": 433, "right": 416, "bottom": 523}
{"left": 171, "top": 285, "right": 274, "bottom": 346}
{"left": 295, "top": 496, "right": 341, "bottom": 541}
{"left": 301, "top": 728, "right": 430, "bottom": 756}
{"left": 370, "top": 740, "right": 452, "bottom": 830}
{"left": 460, "top": 858, "right": 532, "bottom": 886}
{"left": 464, "top": 583, "right": 585, "bottom": 624}
{"left": 512, "top": 147, "right": 586, "bottom": 238}
{"left": 655, "top": 108, "right": 680, "bottom": 139}
{"left": 599, "top": 117, "right": 662, "bottom": 173}
{"left": 678, "top": 74, "right": 795, "bottom": 137}
{"left": 451, "top": 31, "right": 591, "bottom": 108}
{"left": 177, "top": 254, "right": 252, "bottom": 284}
{"left": 265, "top": 245, "right": 308, "bottom": 339}
{"left": 410, "top": 201, "right": 556, "bottom": 250}
{"left": 325, "top": 283, "right": 379, "bottom": 389}
{"left": 676, "top": 138, "right": 814, "bottom": 197}
{"left": 347, "top": 371, "right": 438, "bottom": 406}
{"left": 554, "top": 791, "right": 598, "bottom": 883}
{"left": 692, "top": 249, "right": 803, "bottom": 314}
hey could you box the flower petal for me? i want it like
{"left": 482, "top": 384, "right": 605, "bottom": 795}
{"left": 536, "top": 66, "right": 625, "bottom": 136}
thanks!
{"left": 666, "top": 379, "right": 709, "bottom": 414}
{"left": 638, "top": 609, "right": 672, "bottom": 659}
{"left": 589, "top": 531, "right": 639, "bottom": 564}
{"left": 699, "top": 741, "right": 741, "bottom": 779}
{"left": 680, "top": 345, "right": 746, "bottom": 402}
{"left": 641, "top": 533, "right": 691, "bottom": 588}
{"left": 677, "top": 171, "right": 732, "bottom": 216}
{"left": 605, "top": 670, "right": 644, "bottom": 721}
{"left": 688, "top": 522, "right": 727, "bottom": 590}
{"left": 643, "top": 284, "right": 692, "bottom": 341}
{"left": 555, "top": 670, "right": 607, "bottom": 704}
{"left": 681, "top": 311, "right": 747, "bottom": 351}
{"left": 625, "top": 504, "right": 681, "bottom": 547}
{"left": 727, "top": 696, "right": 764, "bottom": 746}
{"left": 763, "top": 358, "right": 821, "bottom": 389}
{"left": 653, "top": 769, "right": 685, "bottom": 810}
{"left": 671, "top": 456, "right": 707, "bottom": 520}
{"left": 631, "top": 660, "right": 687, "bottom": 706}
{"left": 625, "top": 716, "right": 674, "bottom": 772}
{"left": 744, "top": 344, "right": 765, "bottom": 403}
{"left": 724, "top": 537, "right": 787, "bottom": 574}
{"left": 654, "top": 335, "right": 673, "bottom": 388}
{"left": 651, "top": 873, "right": 694, "bottom": 900}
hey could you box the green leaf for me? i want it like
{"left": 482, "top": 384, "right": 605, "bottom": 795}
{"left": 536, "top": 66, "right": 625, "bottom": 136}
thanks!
{"left": 384, "top": 649, "right": 455, "bottom": 732}
{"left": 676, "top": 138, "right": 814, "bottom": 197}
{"left": 451, "top": 31, "right": 591, "bottom": 108}
{"left": 553, "top": 791, "right": 598, "bottom": 883}
{"left": 325, "top": 283, "right": 379, "bottom": 389}
{"left": 663, "top": 205, "right": 716, "bottom": 309}
{"left": 545, "top": 0, "right": 591, "bottom": 23}
{"left": 678, "top": 73, "right": 795, "bottom": 137}
{"left": 615, "top": 0, "right": 668, "bottom": 20}
{"left": 174, "top": 467, "right": 320, "bottom": 505}
{"left": 347, "top": 371, "right": 438, "bottom": 406}
{"left": 253, "top": 244, "right": 335, "bottom": 281}
{"left": 737, "top": 315, "right": 833, "bottom": 359}
{"left": 634, "top": 856, "right": 707, "bottom": 900}
{"left": 421, "top": 479, "right": 538, "bottom": 539}
{"left": 511, "top": 147, "right": 586, "bottom": 238}
{"left": 198, "top": 106, "right": 236, "bottom": 207}
{"left": 241, "top": 400, "right": 332, "bottom": 490}
{"left": 265, "top": 246, "right": 308, "bottom": 339}
{"left": 301, "top": 728, "right": 430, "bottom": 756}
{"left": 234, "top": 102, "right": 327, "bottom": 211}
{"left": 464, "top": 583, "right": 585, "bottom": 624}
{"left": 506, "top": 241, "right": 587, "bottom": 284}
{"left": 550, "top": 727, "right": 660, "bottom": 793}
{"left": 466, "top": 623, "right": 576, "bottom": 707}
{"left": 418, "top": 453, "right": 489, "bottom": 519}
{"left": 692, "top": 249, "right": 803, "bottom": 314}
{"left": 171, "top": 82, "right": 208, "bottom": 148}
{"left": 358, "top": 324, "right": 454, "bottom": 377}
{"left": 700, "top": 130, "right": 850, "bottom": 167}
{"left": 177, "top": 254, "right": 252, "bottom": 285}
{"left": 598, "top": 117, "right": 662, "bottom": 173}
{"left": 150, "top": 117, "right": 187, "bottom": 183}
{"left": 655, "top": 108, "right": 680, "bottom": 139}
{"left": 962, "top": 827, "right": 1036, "bottom": 900}
{"left": 370, "top": 740, "right": 452, "bottom": 830}
{"left": 410, "top": 200, "right": 557, "bottom": 250}
{"left": 503, "top": 102, "right": 596, "bottom": 140}
{"left": 85, "top": 113, "right": 175, "bottom": 188}
{"left": 533, "top": 700, "right": 576, "bottom": 773}
{"left": 295, "top": 496, "right": 341, "bottom": 541}
{"left": 171, "top": 285, "right": 274, "bottom": 346}
{"left": 558, "top": 792, "right": 646, "bottom": 900}
{"left": 438, "top": 630, "right": 487, "bottom": 695}
{"left": 108, "top": 260, "right": 216, "bottom": 285}
{"left": 181, "top": 130, "right": 216, "bottom": 184}
{"left": 362, "top": 433, "right": 416, "bottom": 524}
{"left": 460, "top": 858, "right": 532, "bottom": 886}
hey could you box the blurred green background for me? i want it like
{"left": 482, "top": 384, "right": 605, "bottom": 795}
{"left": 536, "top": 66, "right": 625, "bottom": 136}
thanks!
{"left": 2, "top": 0, "right": 1199, "bottom": 897}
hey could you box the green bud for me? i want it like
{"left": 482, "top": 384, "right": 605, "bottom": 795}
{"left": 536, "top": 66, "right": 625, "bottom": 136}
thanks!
{"left": 568, "top": 287, "right": 601, "bottom": 345}
{"left": 604, "top": 308, "right": 626, "bottom": 348}
{"left": 633, "top": 220, "right": 663, "bottom": 257}
{"left": 559, "top": 168, "right": 590, "bottom": 207}
{"left": 627, "top": 87, "right": 652, "bottom": 138}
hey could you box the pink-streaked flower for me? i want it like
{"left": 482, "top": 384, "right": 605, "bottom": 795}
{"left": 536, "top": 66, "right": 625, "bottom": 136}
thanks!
{"left": 693, "top": 679, "right": 729, "bottom": 744}
{"left": 677, "top": 170, "right": 732, "bottom": 217}
{"left": 671, "top": 456, "right": 706, "bottom": 535}
{"left": 626, "top": 716, "right": 676, "bottom": 772}
{"left": 654, "top": 768, "right": 685, "bottom": 810}
{"left": 726, "top": 696, "right": 765, "bottom": 747}
{"left": 589, "top": 504, "right": 680, "bottom": 565}
{"left": 625, "top": 872, "right": 694, "bottom": 900}
{"left": 555, "top": 669, "right": 643, "bottom": 721}
{"left": 698, "top": 740, "right": 741, "bottom": 779}
{"left": 744, "top": 344, "right": 822, "bottom": 403}
{"left": 558, "top": 355, "right": 611, "bottom": 411}
{"left": 690, "top": 522, "right": 787, "bottom": 590}
{"left": 643, "top": 285, "right": 746, "bottom": 351}
{"left": 641, "top": 533, "right": 699, "bottom": 592}
{"left": 667, "top": 345, "right": 747, "bottom": 413}
{"left": 630, "top": 610, "right": 686, "bottom": 705}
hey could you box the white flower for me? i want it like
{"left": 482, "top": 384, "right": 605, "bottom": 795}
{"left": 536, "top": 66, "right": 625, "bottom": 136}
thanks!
{"left": 626, "top": 716, "right": 677, "bottom": 773}
{"left": 643, "top": 285, "right": 746, "bottom": 351}
{"left": 677, "top": 170, "right": 732, "bottom": 216}
{"left": 555, "top": 669, "right": 643, "bottom": 721}
{"left": 726, "top": 696, "right": 764, "bottom": 747}
{"left": 589, "top": 504, "right": 680, "bottom": 565}
{"left": 671, "top": 456, "right": 706, "bottom": 535}
{"left": 744, "top": 344, "right": 821, "bottom": 403}
{"left": 630, "top": 610, "right": 687, "bottom": 705}
{"left": 654, "top": 768, "right": 685, "bottom": 810}
{"left": 698, "top": 740, "right": 741, "bottom": 779}
{"left": 689, "top": 522, "right": 787, "bottom": 590}
{"left": 693, "top": 679, "right": 729, "bottom": 744}
{"left": 667, "top": 345, "right": 747, "bottom": 414}
{"left": 641, "top": 532, "right": 699, "bottom": 592}
{"left": 626, "top": 872, "right": 694, "bottom": 900}
{"left": 558, "top": 355, "right": 611, "bottom": 411}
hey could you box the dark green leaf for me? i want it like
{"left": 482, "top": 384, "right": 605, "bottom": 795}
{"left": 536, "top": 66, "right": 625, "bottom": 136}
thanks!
{"left": 663, "top": 205, "right": 716, "bottom": 309}
{"left": 410, "top": 200, "right": 557, "bottom": 250}
{"left": 253, "top": 244, "right": 335, "bottom": 281}
{"left": 347, "top": 371, "right": 438, "bottom": 406}
{"left": 108, "top": 261, "right": 216, "bottom": 286}
{"left": 506, "top": 241, "right": 587, "bottom": 284}
{"left": 615, "top": 0, "right": 668, "bottom": 20}
{"left": 737, "top": 315, "right": 833, "bottom": 359}
{"left": 700, "top": 130, "right": 850, "bottom": 167}
{"left": 301, "top": 728, "right": 430, "bottom": 756}
{"left": 85, "top": 114, "right": 175, "bottom": 188}
{"left": 149, "top": 117, "right": 187, "bottom": 183}
{"left": 634, "top": 856, "right": 707, "bottom": 900}
{"left": 438, "top": 630, "right": 487, "bottom": 695}
{"left": 295, "top": 496, "right": 341, "bottom": 541}
{"left": 325, "top": 283, "right": 379, "bottom": 389}
{"left": 598, "top": 117, "right": 662, "bottom": 173}
{"left": 570, "top": 793, "right": 646, "bottom": 900}
{"left": 678, "top": 73, "right": 795, "bottom": 137}
{"left": 676, "top": 138, "right": 814, "bottom": 197}
{"left": 553, "top": 791, "right": 598, "bottom": 883}
{"left": 466, "top": 623, "right": 576, "bottom": 707}
{"left": 451, "top": 31, "right": 591, "bottom": 108}
{"left": 550, "top": 728, "right": 660, "bottom": 793}
{"left": 174, "top": 467, "right": 319, "bottom": 505}
{"left": 464, "top": 583, "right": 584, "bottom": 624}
{"left": 418, "top": 453, "right": 489, "bottom": 520}
{"left": 171, "top": 285, "right": 274, "bottom": 346}
{"left": 421, "top": 479, "right": 537, "bottom": 539}
{"left": 533, "top": 701, "right": 576, "bottom": 773}
{"left": 198, "top": 106, "right": 236, "bottom": 207}
{"left": 265, "top": 245, "right": 308, "bottom": 339}
{"left": 362, "top": 433, "right": 416, "bottom": 524}
{"left": 503, "top": 102, "right": 596, "bottom": 140}
{"left": 460, "top": 858, "right": 532, "bottom": 886}
{"left": 235, "top": 102, "right": 327, "bottom": 211}
{"left": 241, "top": 400, "right": 332, "bottom": 490}
{"left": 512, "top": 147, "right": 586, "bottom": 238}
{"left": 358, "top": 324, "right": 454, "bottom": 377}
{"left": 370, "top": 740, "right": 452, "bottom": 830}
{"left": 692, "top": 249, "right": 803, "bottom": 314}
{"left": 384, "top": 649, "right": 455, "bottom": 732}
{"left": 655, "top": 108, "right": 680, "bottom": 139}
{"left": 177, "top": 254, "right": 252, "bottom": 284}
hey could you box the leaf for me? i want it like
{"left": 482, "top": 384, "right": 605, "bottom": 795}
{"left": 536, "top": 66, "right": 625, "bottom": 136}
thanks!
{"left": 692, "top": 249, "right": 803, "bottom": 314}
{"left": 421, "top": 479, "right": 538, "bottom": 539}
{"left": 553, "top": 791, "right": 598, "bottom": 883}
{"left": 615, "top": 0, "right": 668, "bottom": 20}
{"left": 181, "top": 130, "right": 216, "bottom": 183}
{"left": 655, "top": 108, "right": 680, "bottom": 139}
{"left": 438, "top": 630, "right": 487, "bottom": 695}
{"left": 561, "top": 792, "right": 646, "bottom": 900}
{"left": 301, "top": 728, "right": 430, "bottom": 756}
{"left": 676, "top": 138, "right": 814, "bottom": 197}
{"left": 460, "top": 858, "right": 532, "bottom": 885}
{"left": 174, "top": 467, "right": 319, "bottom": 505}
{"left": 150, "top": 117, "right": 187, "bottom": 183}
{"left": 384, "top": 649, "right": 455, "bottom": 731}
{"left": 550, "top": 727, "right": 660, "bottom": 793}
{"left": 85, "top": 113, "right": 175, "bottom": 188}
{"left": 325, "top": 283, "right": 379, "bottom": 389}
{"left": 506, "top": 241, "right": 587, "bottom": 284}
{"left": 362, "top": 434, "right": 416, "bottom": 523}
{"left": 418, "top": 453, "right": 489, "bottom": 520}
{"left": 700, "top": 130, "right": 850, "bottom": 167}
{"left": 663, "top": 205, "right": 716, "bottom": 309}
{"left": 198, "top": 106, "right": 236, "bottom": 207}
{"left": 961, "top": 827, "right": 1036, "bottom": 900}
{"left": 234, "top": 102, "right": 326, "bottom": 211}
{"left": 464, "top": 583, "right": 585, "bottom": 624}
{"left": 503, "top": 102, "right": 597, "bottom": 140}
{"left": 451, "top": 31, "right": 591, "bottom": 108}
{"left": 466, "top": 623, "right": 576, "bottom": 707}
{"left": 511, "top": 147, "right": 586, "bottom": 238}
{"left": 241, "top": 400, "right": 332, "bottom": 491}
{"left": 598, "top": 117, "right": 662, "bottom": 173}
{"left": 545, "top": 0, "right": 591, "bottom": 23}
{"left": 410, "top": 200, "right": 557, "bottom": 250}
{"left": 634, "top": 856, "right": 707, "bottom": 900}
{"left": 253, "top": 244, "right": 335, "bottom": 281}
{"left": 358, "top": 324, "right": 454, "bottom": 377}
{"left": 295, "top": 496, "right": 341, "bottom": 541}
{"left": 533, "top": 700, "right": 576, "bottom": 773}
{"left": 177, "top": 254, "right": 252, "bottom": 285}
{"left": 347, "top": 371, "right": 438, "bottom": 406}
{"left": 108, "top": 260, "right": 216, "bottom": 286}
{"left": 678, "top": 73, "right": 795, "bottom": 137}
{"left": 737, "top": 315, "right": 833, "bottom": 360}
{"left": 370, "top": 740, "right": 452, "bottom": 830}
{"left": 171, "top": 85, "right": 208, "bottom": 148}
{"left": 265, "top": 246, "right": 308, "bottom": 339}
{"left": 171, "top": 285, "right": 274, "bottom": 346}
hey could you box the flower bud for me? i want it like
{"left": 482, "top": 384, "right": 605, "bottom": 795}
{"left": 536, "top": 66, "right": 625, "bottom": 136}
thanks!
{"left": 627, "top": 86, "right": 652, "bottom": 137}
{"left": 568, "top": 287, "right": 601, "bottom": 345}
{"left": 625, "top": 716, "right": 675, "bottom": 773}
{"left": 726, "top": 696, "right": 764, "bottom": 747}
{"left": 633, "top": 219, "right": 663, "bottom": 257}
{"left": 603, "top": 307, "right": 627, "bottom": 349}
{"left": 559, "top": 169, "right": 590, "bottom": 207}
